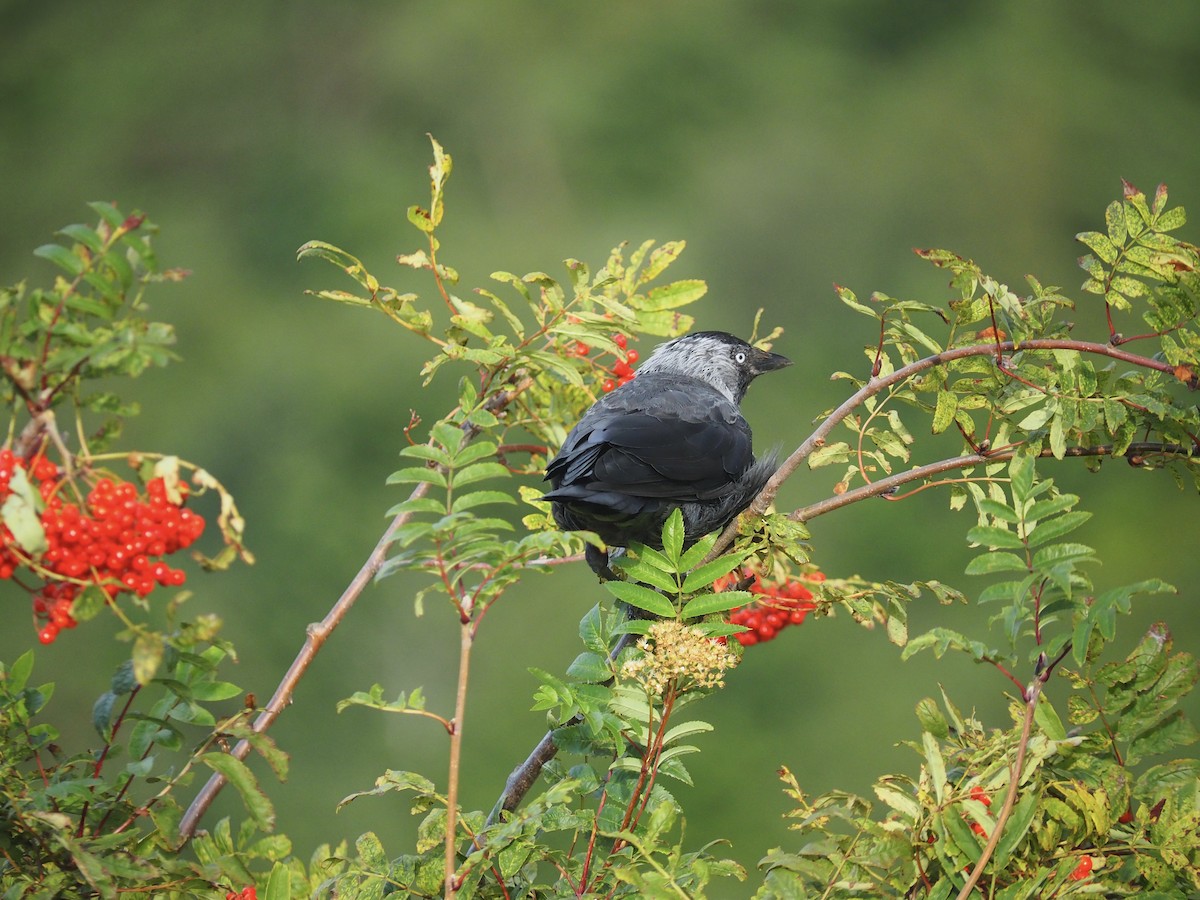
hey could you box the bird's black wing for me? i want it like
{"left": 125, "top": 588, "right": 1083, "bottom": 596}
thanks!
{"left": 545, "top": 375, "right": 753, "bottom": 502}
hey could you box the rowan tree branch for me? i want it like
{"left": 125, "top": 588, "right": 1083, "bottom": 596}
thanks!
{"left": 790, "top": 441, "right": 1192, "bottom": 523}
{"left": 708, "top": 337, "right": 1192, "bottom": 559}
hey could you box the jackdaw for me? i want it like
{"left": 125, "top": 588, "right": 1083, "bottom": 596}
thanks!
{"left": 543, "top": 330, "right": 791, "bottom": 577}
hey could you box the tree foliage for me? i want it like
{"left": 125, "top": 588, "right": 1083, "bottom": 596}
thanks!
{"left": 1, "top": 140, "right": 1198, "bottom": 898}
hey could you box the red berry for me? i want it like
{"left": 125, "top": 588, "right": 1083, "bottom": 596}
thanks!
{"left": 602, "top": 379, "right": 616, "bottom": 393}
{"left": 613, "top": 333, "right": 628, "bottom": 350}
{"left": 38, "top": 625, "right": 58, "bottom": 645}
{"left": 1118, "top": 805, "right": 1134, "bottom": 824}
{"left": 573, "top": 341, "right": 590, "bottom": 356}
{"left": 625, "top": 349, "right": 640, "bottom": 364}
{"left": 613, "top": 360, "right": 633, "bottom": 378}
{"left": 1068, "top": 856, "right": 1093, "bottom": 881}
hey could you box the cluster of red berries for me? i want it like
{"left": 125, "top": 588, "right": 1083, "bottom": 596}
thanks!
{"left": 0, "top": 450, "right": 205, "bottom": 644}
{"left": 715, "top": 568, "right": 822, "bottom": 646}
{"left": 563, "top": 332, "right": 640, "bottom": 393}
{"left": 225, "top": 887, "right": 257, "bottom": 900}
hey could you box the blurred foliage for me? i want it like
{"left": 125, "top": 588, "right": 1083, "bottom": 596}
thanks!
{"left": 2, "top": 3, "right": 1200, "bottom": 896}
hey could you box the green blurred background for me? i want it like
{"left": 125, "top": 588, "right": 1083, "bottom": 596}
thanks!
{"left": 3, "top": 2, "right": 1199, "bottom": 892}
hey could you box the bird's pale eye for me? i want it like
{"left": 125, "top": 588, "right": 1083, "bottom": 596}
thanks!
{"left": 735, "top": 351, "right": 747, "bottom": 364}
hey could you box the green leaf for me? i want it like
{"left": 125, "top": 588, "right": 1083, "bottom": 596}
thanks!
{"left": 190, "top": 680, "right": 243, "bottom": 702}
{"left": 681, "top": 590, "right": 753, "bottom": 619}
{"left": 451, "top": 490, "right": 514, "bottom": 513}
{"left": 993, "top": 790, "right": 1038, "bottom": 866}
{"left": 450, "top": 461, "right": 509, "bottom": 488}
{"left": 977, "top": 498, "right": 1018, "bottom": 523}
{"left": 8, "top": 650, "right": 34, "bottom": 693}
{"left": 1033, "top": 693, "right": 1067, "bottom": 741}
{"left": 1008, "top": 454, "right": 1035, "bottom": 504}
{"left": 677, "top": 533, "right": 717, "bottom": 571}
{"left": 681, "top": 551, "right": 748, "bottom": 593}
{"left": 637, "top": 279, "right": 707, "bottom": 311}
{"left": 93, "top": 691, "right": 117, "bottom": 739}
{"left": 34, "top": 242, "right": 86, "bottom": 276}
{"left": 1, "top": 466, "right": 46, "bottom": 556}
{"left": 931, "top": 390, "right": 957, "bottom": 434}
{"left": 386, "top": 466, "right": 447, "bottom": 488}
{"left": 399, "top": 444, "right": 453, "bottom": 466}
{"left": 807, "top": 441, "right": 852, "bottom": 469}
{"left": 1076, "top": 231, "right": 1119, "bottom": 265}
{"left": 1024, "top": 510, "right": 1092, "bottom": 547}
{"left": 566, "top": 651, "right": 611, "bottom": 683}
{"left": 604, "top": 581, "right": 675, "bottom": 618}
{"left": 660, "top": 508, "right": 684, "bottom": 564}
{"left": 263, "top": 861, "right": 291, "bottom": 900}
{"left": 200, "top": 752, "right": 275, "bottom": 830}
{"left": 133, "top": 632, "right": 165, "bottom": 685}
{"left": 966, "top": 524, "right": 1025, "bottom": 550}
{"left": 965, "top": 551, "right": 1028, "bottom": 575}
{"left": 922, "top": 731, "right": 947, "bottom": 803}
{"left": 916, "top": 697, "right": 949, "bottom": 739}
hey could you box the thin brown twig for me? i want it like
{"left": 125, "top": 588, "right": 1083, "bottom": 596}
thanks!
{"left": 955, "top": 679, "right": 1041, "bottom": 900}
{"left": 710, "top": 336, "right": 1185, "bottom": 557}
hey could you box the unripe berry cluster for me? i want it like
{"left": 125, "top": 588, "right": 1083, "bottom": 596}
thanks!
{"left": 561, "top": 332, "right": 640, "bottom": 392}
{"left": 0, "top": 450, "right": 205, "bottom": 644}
{"left": 715, "top": 568, "right": 822, "bottom": 646}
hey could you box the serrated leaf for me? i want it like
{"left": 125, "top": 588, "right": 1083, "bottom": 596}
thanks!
{"left": 566, "top": 651, "right": 611, "bottom": 683}
{"left": 680, "top": 551, "right": 747, "bottom": 593}
{"left": 399, "top": 444, "right": 453, "bottom": 466}
{"left": 965, "top": 551, "right": 1028, "bottom": 575}
{"left": 660, "top": 508, "right": 684, "bottom": 564}
{"left": 807, "top": 441, "right": 852, "bottom": 469}
{"left": 450, "top": 461, "right": 509, "bottom": 488}
{"left": 386, "top": 466, "right": 447, "bottom": 488}
{"left": 1076, "top": 231, "right": 1119, "bottom": 265}
{"left": 451, "top": 490, "right": 514, "bottom": 513}
{"left": 680, "top": 590, "right": 752, "bottom": 619}
{"left": 1025, "top": 510, "right": 1092, "bottom": 547}
{"left": 637, "top": 279, "right": 707, "bottom": 312}
{"left": 932, "top": 390, "right": 957, "bottom": 434}
{"left": 200, "top": 752, "right": 275, "bottom": 830}
{"left": 966, "top": 524, "right": 1025, "bottom": 550}
{"left": 604, "top": 581, "right": 675, "bottom": 618}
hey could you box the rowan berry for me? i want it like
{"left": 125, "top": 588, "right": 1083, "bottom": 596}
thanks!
{"left": 602, "top": 379, "right": 617, "bottom": 393}
{"left": 625, "top": 349, "right": 640, "bottom": 364}
{"left": 613, "top": 333, "right": 628, "bottom": 350}
{"left": 1068, "top": 856, "right": 1093, "bottom": 881}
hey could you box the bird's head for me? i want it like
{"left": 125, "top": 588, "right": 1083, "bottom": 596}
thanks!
{"left": 637, "top": 331, "right": 792, "bottom": 402}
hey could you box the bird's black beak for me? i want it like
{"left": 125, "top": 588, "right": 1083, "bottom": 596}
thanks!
{"left": 750, "top": 347, "right": 792, "bottom": 375}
